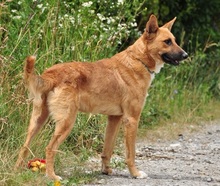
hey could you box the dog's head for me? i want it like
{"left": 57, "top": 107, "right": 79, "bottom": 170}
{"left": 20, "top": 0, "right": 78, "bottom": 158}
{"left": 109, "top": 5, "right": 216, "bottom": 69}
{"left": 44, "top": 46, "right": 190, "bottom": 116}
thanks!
{"left": 144, "top": 15, "right": 188, "bottom": 66}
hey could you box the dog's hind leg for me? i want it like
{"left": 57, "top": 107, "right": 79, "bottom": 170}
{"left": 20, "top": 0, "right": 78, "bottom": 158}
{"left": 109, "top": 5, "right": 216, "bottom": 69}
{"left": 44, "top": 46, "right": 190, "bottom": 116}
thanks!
{"left": 101, "top": 115, "right": 122, "bottom": 175}
{"left": 15, "top": 94, "right": 49, "bottom": 169}
{"left": 45, "top": 87, "right": 78, "bottom": 180}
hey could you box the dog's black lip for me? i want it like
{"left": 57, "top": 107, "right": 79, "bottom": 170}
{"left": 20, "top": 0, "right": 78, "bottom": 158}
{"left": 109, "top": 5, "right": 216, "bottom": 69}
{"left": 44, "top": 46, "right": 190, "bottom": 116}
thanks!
{"left": 161, "top": 53, "right": 180, "bottom": 66}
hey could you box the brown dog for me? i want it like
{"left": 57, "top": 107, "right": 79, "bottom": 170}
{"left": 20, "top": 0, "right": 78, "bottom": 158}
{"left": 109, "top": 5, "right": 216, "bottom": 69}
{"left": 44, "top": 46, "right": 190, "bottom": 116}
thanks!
{"left": 15, "top": 15, "right": 188, "bottom": 180}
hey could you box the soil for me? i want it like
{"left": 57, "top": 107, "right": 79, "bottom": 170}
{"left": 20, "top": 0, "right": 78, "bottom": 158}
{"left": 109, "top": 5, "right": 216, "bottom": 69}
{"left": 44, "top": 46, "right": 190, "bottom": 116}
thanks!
{"left": 84, "top": 120, "right": 220, "bottom": 186}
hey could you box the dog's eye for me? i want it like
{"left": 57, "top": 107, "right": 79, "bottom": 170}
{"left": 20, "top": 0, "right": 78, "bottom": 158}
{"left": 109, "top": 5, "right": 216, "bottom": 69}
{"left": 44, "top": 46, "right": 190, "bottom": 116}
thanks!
{"left": 164, "top": 39, "right": 172, "bottom": 46}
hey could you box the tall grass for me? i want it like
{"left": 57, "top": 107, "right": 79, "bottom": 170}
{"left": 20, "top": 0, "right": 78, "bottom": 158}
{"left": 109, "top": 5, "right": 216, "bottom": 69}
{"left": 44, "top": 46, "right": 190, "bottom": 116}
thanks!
{"left": 0, "top": 0, "right": 220, "bottom": 185}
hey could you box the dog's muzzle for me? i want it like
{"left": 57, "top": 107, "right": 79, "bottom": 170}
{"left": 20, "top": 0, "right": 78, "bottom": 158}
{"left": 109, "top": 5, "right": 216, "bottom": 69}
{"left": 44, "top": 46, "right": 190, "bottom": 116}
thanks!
{"left": 162, "top": 51, "right": 188, "bottom": 66}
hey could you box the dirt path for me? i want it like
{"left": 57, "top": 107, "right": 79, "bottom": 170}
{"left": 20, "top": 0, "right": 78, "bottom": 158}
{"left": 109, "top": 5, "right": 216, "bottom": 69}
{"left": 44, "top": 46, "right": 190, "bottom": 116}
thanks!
{"left": 85, "top": 121, "right": 220, "bottom": 186}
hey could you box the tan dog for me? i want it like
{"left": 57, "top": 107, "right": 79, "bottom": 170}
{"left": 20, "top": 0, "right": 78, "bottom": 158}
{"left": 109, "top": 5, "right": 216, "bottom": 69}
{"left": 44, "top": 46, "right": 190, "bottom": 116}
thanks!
{"left": 15, "top": 15, "right": 188, "bottom": 180}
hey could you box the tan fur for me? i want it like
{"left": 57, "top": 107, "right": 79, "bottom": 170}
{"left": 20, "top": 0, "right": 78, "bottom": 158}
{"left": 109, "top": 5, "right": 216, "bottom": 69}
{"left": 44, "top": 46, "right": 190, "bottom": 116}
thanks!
{"left": 15, "top": 15, "right": 188, "bottom": 180}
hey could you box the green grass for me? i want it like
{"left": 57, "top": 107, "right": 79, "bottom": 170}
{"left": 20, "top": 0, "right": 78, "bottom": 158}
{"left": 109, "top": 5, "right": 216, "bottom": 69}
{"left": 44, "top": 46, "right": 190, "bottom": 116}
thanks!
{"left": 1, "top": 0, "right": 220, "bottom": 185}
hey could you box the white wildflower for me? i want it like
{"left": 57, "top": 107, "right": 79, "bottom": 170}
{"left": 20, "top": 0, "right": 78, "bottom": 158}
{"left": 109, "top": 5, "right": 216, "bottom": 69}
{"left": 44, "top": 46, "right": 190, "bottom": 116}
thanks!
{"left": 37, "top": 4, "right": 43, "bottom": 9}
{"left": 13, "top": 16, "right": 21, "bottom": 20}
{"left": 86, "top": 41, "right": 91, "bottom": 46}
{"left": 107, "top": 17, "right": 115, "bottom": 24}
{"left": 63, "top": 1, "right": 70, "bottom": 8}
{"left": 117, "top": 0, "right": 124, "bottom": 5}
{"left": 107, "top": 18, "right": 111, "bottom": 24}
{"left": 121, "top": 23, "right": 126, "bottom": 27}
{"left": 125, "top": 30, "right": 131, "bottom": 34}
{"left": 69, "top": 16, "right": 75, "bottom": 24}
{"left": 89, "top": 10, "right": 95, "bottom": 14}
{"left": 130, "top": 22, "right": 137, "bottom": 27}
{"left": 38, "top": 33, "right": 42, "bottom": 40}
{"left": 92, "top": 35, "right": 97, "bottom": 40}
{"left": 137, "top": 30, "right": 142, "bottom": 36}
{"left": 103, "top": 27, "right": 108, "bottom": 32}
{"left": 100, "top": 34, "right": 104, "bottom": 39}
{"left": 82, "top": 1, "right": 93, "bottom": 8}
{"left": 97, "top": 13, "right": 106, "bottom": 21}
{"left": 117, "top": 40, "right": 122, "bottom": 45}
{"left": 11, "top": 9, "right": 17, "bottom": 13}
{"left": 77, "top": 14, "right": 82, "bottom": 25}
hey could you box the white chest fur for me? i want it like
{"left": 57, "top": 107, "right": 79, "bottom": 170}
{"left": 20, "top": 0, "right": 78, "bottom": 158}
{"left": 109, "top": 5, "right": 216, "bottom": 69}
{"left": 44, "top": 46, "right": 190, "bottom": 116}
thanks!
{"left": 150, "top": 73, "right": 155, "bottom": 84}
{"left": 154, "top": 62, "right": 164, "bottom": 73}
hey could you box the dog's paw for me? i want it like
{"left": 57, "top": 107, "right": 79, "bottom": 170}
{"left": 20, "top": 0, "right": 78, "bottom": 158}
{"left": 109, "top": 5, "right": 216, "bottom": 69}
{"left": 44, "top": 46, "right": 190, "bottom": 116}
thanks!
{"left": 46, "top": 173, "right": 62, "bottom": 181}
{"left": 55, "top": 175, "right": 63, "bottom": 181}
{"left": 102, "top": 169, "right": 113, "bottom": 176}
{"left": 135, "top": 171, "right": 148, "bottom": 179}
{"left": 101, "top": 165, "right": 113, "bottom": 176}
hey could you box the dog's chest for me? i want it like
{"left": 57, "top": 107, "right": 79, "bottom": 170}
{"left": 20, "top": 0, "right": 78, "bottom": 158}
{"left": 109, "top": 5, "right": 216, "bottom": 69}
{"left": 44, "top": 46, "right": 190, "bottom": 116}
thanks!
{"left": 154, "top": 63, "right": 164, "bottom": 73}
{"left": 149, "top": 73, "right": 155, "bottom": 84}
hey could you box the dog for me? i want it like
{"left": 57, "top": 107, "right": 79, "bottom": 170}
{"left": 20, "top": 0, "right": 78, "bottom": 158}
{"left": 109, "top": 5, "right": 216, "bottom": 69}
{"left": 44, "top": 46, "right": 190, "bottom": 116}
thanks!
{"left": 15, "top": 14, "right": 188, "bottom": 180}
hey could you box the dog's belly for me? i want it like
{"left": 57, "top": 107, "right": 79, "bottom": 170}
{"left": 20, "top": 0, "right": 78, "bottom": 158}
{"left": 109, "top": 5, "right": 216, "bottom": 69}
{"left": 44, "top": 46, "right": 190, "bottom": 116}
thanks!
{"left": 79, "top": 99, "right": 123, "bottom": 115}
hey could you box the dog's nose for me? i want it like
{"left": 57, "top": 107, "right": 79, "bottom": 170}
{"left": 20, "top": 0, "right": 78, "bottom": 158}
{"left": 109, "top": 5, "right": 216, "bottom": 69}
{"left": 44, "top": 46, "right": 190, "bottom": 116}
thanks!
{"left": 182, "top": 52, "right": 188, "bottom": 59}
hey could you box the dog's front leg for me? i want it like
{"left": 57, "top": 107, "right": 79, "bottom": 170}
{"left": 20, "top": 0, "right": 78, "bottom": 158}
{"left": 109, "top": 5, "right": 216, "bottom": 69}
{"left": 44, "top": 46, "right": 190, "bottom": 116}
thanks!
{"left": 123, "top": 116, "right": 147, "bottom": 179}
{"left": 101, "top": 115, "right": 122, "bottom": 175}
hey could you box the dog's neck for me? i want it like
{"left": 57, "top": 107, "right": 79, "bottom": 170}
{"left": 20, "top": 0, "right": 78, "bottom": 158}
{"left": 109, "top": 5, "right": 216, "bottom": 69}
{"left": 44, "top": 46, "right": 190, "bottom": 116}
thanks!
{"left": 135, "top": 58, "right": 155, "bottom": 74}
{"left": 130, "top": 37, "right": 165, "bottom": 74}
{"left": 126, "top": 39, "right": 156, "bottom": 74}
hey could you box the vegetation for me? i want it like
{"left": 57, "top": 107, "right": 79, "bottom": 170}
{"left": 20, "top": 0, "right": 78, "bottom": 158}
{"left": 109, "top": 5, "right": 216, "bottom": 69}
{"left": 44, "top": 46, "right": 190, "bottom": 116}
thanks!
{"left": 0, "top": 0, "right": 219, "bottom": 185}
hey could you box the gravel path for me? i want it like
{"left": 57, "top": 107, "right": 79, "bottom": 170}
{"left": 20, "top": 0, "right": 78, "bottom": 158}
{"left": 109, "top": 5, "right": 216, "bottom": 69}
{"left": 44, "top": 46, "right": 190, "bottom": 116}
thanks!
{"left": 85, "top": 121, "right": 220, "bottom": 186}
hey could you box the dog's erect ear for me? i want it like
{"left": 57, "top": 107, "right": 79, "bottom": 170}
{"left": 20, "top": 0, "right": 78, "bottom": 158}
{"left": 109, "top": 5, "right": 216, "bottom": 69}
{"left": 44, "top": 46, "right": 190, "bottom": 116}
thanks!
{"left": 145, "top": 15, "right": 159, "bottom": 39}
{"left": 162, "top": 17, "right": 176, "bottom": 31}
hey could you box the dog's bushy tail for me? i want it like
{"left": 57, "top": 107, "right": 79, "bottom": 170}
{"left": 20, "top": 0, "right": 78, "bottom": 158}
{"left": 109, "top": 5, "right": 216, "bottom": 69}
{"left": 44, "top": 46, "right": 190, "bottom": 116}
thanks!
{"left": 24, "top": 56, "right": 53, "bottom": 97}
{"left": 24, "top": 56, "right": 36, "bottom": 82}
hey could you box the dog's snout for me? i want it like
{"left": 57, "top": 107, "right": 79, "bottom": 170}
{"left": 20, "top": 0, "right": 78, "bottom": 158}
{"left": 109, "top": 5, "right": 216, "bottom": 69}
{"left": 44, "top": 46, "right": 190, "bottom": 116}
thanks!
{"left": 182, "top": 52, "right": 188, "bottom": 59}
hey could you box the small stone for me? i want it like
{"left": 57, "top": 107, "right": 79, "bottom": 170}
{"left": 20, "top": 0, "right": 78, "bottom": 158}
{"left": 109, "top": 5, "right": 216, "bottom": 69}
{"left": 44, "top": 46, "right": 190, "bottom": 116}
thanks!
{"left": 170, "top": 143, "right": 181, "bottom": 148}
{"left": 207, "top": 177, "right": 212, "bottom": 182}
{"left": 178, "top": 134, "right": 184, "bottom": 141}
{"left": 173, "top": 174, "right": 181, "bottom": 180}
{"left": 189, "top": 156, "right": 195, "bottom": 161}
{"left": 169, "top": 143, "right": 181, "bottom": 151}
{"left": 215, "top": 177, "right": 220, "bottom": 182}
{"left": 204, "top": 159, "right": 213, "bottom": 164}
{"left": 97, "top": 179, "right": 106, "bottom": 184}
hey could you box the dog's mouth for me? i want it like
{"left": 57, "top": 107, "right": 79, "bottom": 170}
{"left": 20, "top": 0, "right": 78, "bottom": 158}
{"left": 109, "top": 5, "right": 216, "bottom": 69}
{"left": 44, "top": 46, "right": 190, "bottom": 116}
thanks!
{"left": 161, "top": 52, "right": 188, "bottom": 66}
{"left": 161, "top": 53, "right": 180, "bottom": 66}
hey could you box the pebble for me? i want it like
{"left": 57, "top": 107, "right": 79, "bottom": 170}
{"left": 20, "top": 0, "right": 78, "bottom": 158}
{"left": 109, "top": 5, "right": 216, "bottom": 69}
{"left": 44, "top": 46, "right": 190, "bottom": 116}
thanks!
{"left": 170, "top": 143, "right": 181, "bottom": 148}
{"left": 97, "top": 179, "right": 106, "bottom": 184}
{"left": 173, "top": 174, "right": 182, "bottom": 180}
{"left": 206, "top": 177, "right": 212, "bottom": 182}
